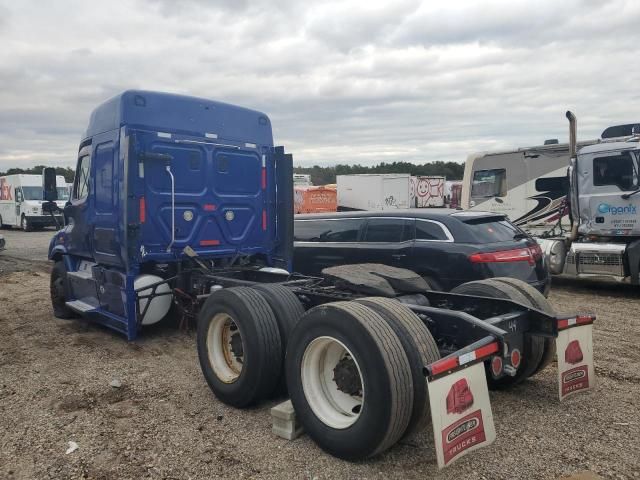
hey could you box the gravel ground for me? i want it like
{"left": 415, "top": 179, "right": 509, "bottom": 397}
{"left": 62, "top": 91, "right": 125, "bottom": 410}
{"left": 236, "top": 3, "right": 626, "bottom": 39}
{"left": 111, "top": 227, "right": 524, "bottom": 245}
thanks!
{"left": 0, "top": 242, "right": 639, "bottom": 479}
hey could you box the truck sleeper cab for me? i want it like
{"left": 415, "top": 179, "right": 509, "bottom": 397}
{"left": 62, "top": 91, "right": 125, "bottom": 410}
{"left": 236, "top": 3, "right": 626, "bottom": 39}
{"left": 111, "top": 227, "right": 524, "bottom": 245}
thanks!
{"left": 49, "top": 90, "right": 293, "bottom": 339}
{"left": 49, "top": 92, "right": 596, "bottom": 467}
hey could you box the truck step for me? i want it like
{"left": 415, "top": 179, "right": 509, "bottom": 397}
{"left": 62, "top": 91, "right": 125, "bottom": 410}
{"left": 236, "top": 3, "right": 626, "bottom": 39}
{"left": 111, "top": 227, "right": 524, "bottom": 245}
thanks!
{"left": 67, "top": 270, "right": 94, "bottom": 281}
{"left": 65, "top": 300, "right": 98, "bottom": 313}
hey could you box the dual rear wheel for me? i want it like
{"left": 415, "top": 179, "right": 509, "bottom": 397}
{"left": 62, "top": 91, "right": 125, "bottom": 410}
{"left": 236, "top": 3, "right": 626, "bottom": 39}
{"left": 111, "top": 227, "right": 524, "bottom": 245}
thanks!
{"left": 196, "top": 277, "right": 553, "bottom": 460}
{"left": 197, "top": 287, "right": 440, "bottom": 460}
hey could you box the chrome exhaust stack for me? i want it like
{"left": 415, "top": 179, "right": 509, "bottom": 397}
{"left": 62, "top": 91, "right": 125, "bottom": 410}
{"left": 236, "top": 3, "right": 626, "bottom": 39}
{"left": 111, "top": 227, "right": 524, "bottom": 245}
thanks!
{"left": 566, "top": 111, "right": 579, "bottom": 242}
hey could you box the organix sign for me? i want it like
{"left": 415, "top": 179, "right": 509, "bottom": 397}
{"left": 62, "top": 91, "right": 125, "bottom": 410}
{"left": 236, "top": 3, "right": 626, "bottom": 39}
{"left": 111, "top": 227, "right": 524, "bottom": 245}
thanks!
{"left": 597, "top": 203, "right": 637, "bottom": 215}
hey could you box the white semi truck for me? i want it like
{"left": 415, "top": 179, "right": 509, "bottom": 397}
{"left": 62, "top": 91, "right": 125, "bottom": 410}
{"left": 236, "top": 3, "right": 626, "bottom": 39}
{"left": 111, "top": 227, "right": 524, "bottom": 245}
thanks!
{"left": 0, "top": 174, "right": 68, "bottom": 230}
{"left": 463, "top": 113, "right": 640, "bottom": 284}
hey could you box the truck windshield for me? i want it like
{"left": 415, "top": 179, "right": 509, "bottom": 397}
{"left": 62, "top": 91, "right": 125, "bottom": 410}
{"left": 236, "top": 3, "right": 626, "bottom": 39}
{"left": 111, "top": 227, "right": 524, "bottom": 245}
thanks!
{"left": 21, "top": 186, "right": 70, "bottom": 201}
{"left": 593, "top": 150, "right": 640, "bottom": 191}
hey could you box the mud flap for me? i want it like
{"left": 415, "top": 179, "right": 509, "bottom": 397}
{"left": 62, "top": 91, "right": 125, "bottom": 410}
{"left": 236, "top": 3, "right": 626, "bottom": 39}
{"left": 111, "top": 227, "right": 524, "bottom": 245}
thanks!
{"left": 428, "top": 362, "right": 496, "bottom": 468}
{"left": 556, "top": 324, "right": 595, "bottom": 400}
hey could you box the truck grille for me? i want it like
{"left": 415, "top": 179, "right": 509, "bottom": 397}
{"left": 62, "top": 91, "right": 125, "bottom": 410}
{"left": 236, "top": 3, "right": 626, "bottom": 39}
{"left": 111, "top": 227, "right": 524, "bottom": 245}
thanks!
{"left": 566, "top": 252, "right": 625, "bottom": 276}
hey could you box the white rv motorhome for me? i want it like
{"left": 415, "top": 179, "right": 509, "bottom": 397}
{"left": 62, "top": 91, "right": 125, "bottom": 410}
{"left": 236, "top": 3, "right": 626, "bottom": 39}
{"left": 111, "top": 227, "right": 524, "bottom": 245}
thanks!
{"left": 0, "top": 174, "right": 68, "bottom": 230}
{"left": 461, "top": 139, "right": 598, "bottom": 236}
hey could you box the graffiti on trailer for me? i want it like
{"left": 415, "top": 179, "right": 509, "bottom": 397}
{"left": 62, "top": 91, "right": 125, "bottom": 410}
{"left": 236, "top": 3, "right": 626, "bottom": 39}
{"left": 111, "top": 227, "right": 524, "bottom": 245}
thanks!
{"left": 384, "top": 195, "right": 397, "bottom": 207}
{"left": 0, "top": 178, "right": 13, "bottom": 201}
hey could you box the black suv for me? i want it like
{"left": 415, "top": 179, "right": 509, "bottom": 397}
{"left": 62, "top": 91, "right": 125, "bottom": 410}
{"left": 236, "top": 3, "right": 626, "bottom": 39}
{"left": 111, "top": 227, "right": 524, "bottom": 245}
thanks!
{"left": 293, "top": 209, "right": 550, "bottom": 294}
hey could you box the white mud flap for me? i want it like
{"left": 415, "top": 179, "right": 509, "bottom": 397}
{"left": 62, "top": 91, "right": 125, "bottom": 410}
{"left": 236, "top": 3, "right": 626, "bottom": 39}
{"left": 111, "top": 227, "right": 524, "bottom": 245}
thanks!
{"left": 556, "top": 323, "right": 595, "bottom": 401}
{"left": 428, "top": 362, "right": 496, "bottom": 468}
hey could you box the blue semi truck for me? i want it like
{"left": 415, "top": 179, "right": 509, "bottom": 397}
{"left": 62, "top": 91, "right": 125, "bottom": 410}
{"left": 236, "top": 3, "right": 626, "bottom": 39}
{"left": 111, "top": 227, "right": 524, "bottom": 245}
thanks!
{"left": 46, "top": 91, "right": 596, "bottom": 465}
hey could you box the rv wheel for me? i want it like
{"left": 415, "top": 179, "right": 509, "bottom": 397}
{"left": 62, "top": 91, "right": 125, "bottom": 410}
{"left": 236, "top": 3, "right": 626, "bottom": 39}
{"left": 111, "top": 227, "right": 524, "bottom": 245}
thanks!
{"left": 197, "top": 287, "right": 282, "bottom": 408}
{"left": 490, "top": 277, "right": 557, "bottom": 376}
{"left": 450, "top": 279, "right": 545, "bottom": 388}
{"left": 286, "top": 301, "right": 413, "bottom": 460}
{"left": 50, "top": 261, "right": 76, "bottom": 319}
{"left": 355, "top": 297, "right": 440, "bottom": 437}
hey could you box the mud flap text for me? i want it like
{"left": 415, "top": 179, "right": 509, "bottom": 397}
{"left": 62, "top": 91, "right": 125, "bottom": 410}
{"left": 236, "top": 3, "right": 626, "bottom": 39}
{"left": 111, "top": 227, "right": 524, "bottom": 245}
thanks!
{"left": 428, "top": 362, "right": 496, "bottom": 468}
{"left": 556, "top": 324, "right": 595, "bottom": 400}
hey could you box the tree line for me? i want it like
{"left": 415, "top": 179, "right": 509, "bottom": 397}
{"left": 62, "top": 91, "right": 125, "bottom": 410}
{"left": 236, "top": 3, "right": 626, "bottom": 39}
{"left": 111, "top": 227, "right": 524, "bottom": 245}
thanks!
{"left": 1, "top": 160, "right": 465, "bottom": 187}
{"left": 294, "top": 161, "right": 464, "bottom": 186}
{"left": 0, "top": 165, "right": 76, "bottom": 183}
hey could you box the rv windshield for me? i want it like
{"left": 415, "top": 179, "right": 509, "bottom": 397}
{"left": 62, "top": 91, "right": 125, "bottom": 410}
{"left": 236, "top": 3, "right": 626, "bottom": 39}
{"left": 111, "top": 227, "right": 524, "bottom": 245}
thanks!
{"left": 593, "top": 150, "right": 640, "bottom": 191}
{"left": 21, "top": 186, "right": 70, "bottom": 201}
{"left": 471, "top": 169, "right": 507, "bottom": 198}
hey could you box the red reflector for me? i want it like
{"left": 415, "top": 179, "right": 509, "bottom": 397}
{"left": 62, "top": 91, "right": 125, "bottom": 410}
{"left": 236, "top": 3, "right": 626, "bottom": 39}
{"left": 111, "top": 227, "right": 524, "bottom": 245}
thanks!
{"left": 558, "top": 314, "right": 595, "bottom": 330}
{"left": 510, "top": 349, "right": 521, "bottom": 369}
{"left": 262, "top": 210, "right": 267, "bottom": 230}
{"left": 474, "top": 342, "right": 499, "bottom": 359}
{"left": 430, "top": 357, "right": 459, "bottom": 376}
{"left": 203, "top": 204, "right": 216, "bottom": 211}
{"left": 491, "top": 356, "right": 503, "bottom": 376}
{"left": 469, "top": 247, "right": 534, "bottom": 266}
{"left": 139, "top": 197, "right": 146, "bottom": 223}
{"left": 200, "top": 239, "right": 220, "bottom": 246}
{"left": 261, "top": 167, "right": 266, "bottom": 190}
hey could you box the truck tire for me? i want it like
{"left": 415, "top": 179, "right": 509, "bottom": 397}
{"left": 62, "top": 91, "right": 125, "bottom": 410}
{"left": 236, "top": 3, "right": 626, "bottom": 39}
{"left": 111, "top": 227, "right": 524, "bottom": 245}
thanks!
{"left": 286, "top": 301, "right": 413, "bottom": 460}
{"left": 21, "top": 215, "right": 31, "bottom": 232}
{"left": 197, "top": 287, "right": 282, "bottom": 408}
{"left": 490, "top": 277, "right": 556, "bottom": 376}
{"left": 50, "top": 261, "right": 76, "bottom": 319}
{"left": 355, "top": 296, "right": 440, "bottom": 437}
{"left": 251, "top": 283, "right": 305, "bottom": 393}
{"left": 450, "top": 279, "right": 545, "bottom": 388}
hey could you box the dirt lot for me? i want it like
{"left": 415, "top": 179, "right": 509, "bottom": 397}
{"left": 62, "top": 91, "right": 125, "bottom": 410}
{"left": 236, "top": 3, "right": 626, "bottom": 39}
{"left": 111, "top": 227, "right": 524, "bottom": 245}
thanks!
{"left": 1, "top": 232, "right": 639, "bottom": 479}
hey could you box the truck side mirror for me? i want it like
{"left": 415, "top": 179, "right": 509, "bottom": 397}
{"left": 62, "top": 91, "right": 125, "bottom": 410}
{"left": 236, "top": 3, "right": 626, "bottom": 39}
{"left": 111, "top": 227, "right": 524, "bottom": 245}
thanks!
{"left": 43, "top": 167, "right": 58, "bottom": 201}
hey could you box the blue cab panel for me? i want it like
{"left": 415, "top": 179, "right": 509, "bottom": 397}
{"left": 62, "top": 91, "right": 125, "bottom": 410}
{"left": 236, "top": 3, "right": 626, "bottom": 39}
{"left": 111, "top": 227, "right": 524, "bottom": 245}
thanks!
{"left": 49, "top": 91, "right": 294, "bottom": 340}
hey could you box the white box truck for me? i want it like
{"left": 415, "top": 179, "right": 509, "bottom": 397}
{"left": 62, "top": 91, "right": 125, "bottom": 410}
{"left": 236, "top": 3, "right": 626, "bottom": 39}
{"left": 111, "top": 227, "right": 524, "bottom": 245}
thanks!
{"left": 337, "top": 174, "right": 412, "bottom": 210}
{"left": 0, "top": 174, "right": 68, "bottom": 230}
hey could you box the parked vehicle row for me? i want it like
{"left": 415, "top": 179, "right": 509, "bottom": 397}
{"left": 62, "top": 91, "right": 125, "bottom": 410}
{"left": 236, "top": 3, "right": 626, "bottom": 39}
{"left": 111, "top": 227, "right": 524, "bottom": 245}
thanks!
{"left": 46, "top": 90, "right": 593, "bottom": 468}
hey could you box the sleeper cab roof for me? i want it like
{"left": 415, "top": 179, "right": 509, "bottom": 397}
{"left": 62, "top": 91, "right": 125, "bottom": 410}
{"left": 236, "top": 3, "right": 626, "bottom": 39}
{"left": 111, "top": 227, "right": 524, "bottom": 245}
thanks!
{"left": 82, "top": 90, "right": 273, "bottom": 147}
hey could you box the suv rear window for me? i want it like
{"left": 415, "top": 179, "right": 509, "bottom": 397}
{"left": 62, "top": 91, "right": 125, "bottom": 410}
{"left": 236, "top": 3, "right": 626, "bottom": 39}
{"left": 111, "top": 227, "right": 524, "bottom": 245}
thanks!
{"left": 294, "top": 218, "right": 364, "bottom": 242}
{"left": 463, "top": 218, "right": 523, "bottom": 243}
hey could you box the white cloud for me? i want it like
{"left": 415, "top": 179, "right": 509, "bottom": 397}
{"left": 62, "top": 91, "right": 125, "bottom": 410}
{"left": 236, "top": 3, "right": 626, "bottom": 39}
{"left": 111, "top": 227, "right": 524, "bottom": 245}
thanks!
{"left": 0, "top": 0, "right": 639, "bottom": 171}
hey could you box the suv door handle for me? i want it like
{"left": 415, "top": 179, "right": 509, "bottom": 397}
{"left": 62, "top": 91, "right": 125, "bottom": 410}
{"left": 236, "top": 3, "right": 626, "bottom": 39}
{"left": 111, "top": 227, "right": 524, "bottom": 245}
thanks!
{"left": 391, "top": 254, "right": 406, "bottom": 259}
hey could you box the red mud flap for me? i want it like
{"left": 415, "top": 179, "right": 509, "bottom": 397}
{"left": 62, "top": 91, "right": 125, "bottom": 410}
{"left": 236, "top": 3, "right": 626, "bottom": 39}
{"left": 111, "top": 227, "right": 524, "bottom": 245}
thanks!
{"left": 428, "top": 362, "right": 496, "bottom": 468}
{"left": 557, "top": 316, "right": 595, "bottom": 401}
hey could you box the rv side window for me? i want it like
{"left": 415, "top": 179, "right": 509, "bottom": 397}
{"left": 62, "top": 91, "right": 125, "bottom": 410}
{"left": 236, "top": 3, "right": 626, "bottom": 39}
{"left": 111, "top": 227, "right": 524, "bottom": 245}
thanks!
{"left": 593, "top": 153, "right": 639, "bottom": 191}
{"left": 471, "top": 169, "right": 507, "bottom": 198}
{"left": 74, "top": 155, "right": 91, "bottom": 200}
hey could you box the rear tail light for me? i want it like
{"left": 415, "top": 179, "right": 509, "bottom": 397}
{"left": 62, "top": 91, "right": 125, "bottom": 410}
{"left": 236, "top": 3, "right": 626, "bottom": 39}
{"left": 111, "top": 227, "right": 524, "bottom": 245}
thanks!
{"left": 139, "top": 197, "right": 146, "bottom": 224}
{"left": 510, "top": 349, "right": 521, "bottom": 369}
{"left": 490, "top": 356, "right": 503, "bottom": 376}
{"left": 469, "top": 244, "right": 542, "bottom": 266}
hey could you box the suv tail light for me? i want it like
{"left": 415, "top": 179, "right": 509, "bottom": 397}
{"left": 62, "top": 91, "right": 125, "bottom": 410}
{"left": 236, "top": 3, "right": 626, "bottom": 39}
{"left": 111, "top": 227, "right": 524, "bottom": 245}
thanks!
{"left": 469, "top": 243, "right": 543, "bottom": 266}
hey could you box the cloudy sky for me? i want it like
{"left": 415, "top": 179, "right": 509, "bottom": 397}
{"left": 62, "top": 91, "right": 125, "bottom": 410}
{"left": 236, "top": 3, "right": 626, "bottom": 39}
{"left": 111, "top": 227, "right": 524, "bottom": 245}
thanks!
{"left": 1, "top": 0, "right": 639, "bottom": 171}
